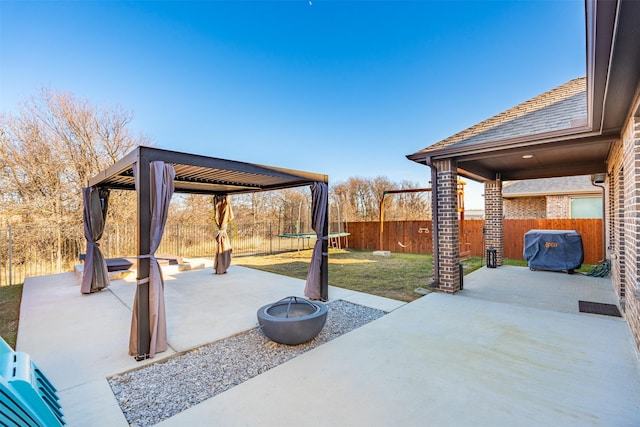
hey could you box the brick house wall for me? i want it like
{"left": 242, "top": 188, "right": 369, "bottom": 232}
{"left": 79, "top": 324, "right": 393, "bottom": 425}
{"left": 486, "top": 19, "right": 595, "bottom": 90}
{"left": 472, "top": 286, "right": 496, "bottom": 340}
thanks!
{"left": 608, "top": 111, "right": 640, "bottom": 352}
{"left": 503, "top": 175, "right": 601, "bottom": 220}
{"left": 504, "top": 197, "right": 545, "bottom": 218}
{"left": 504, "top": 195, "right": 584, "bottom": 219}
{"left": 546, "top": 195, "right": 569, "bottom": 218}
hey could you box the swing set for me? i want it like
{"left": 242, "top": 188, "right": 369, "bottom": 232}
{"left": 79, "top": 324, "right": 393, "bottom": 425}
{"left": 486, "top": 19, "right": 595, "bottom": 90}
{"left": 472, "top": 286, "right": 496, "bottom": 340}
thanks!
{"left": 278, "top": 199, "right": 350, "bottom": 250}
{"left": 378, "top": 180, "right": 470, "bottom": 258}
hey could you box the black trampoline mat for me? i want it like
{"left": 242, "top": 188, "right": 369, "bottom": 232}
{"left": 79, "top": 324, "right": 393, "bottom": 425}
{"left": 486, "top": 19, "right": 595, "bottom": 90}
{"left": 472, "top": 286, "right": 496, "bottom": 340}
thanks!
{"left": 578, "top": 301, "right": 622, "bottom": 317}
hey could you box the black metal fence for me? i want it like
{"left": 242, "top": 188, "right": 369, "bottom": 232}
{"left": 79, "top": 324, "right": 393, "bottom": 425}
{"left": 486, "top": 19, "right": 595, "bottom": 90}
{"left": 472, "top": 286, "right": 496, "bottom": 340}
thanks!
{"left": 0, "top": 222, "right": 315, "bottom": 286}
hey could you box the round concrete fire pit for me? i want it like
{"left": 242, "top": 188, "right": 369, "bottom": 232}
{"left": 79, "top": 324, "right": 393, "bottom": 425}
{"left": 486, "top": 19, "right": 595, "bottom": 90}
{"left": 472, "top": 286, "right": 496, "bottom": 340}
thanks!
{"left": 257, "top": 296, "right": 328, "bottom": 345}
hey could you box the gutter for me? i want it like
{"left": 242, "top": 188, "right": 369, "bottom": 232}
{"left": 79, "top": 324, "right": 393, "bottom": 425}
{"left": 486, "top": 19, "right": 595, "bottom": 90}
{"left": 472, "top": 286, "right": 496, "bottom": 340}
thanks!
{"left": 591, "top": 173, "right": 607, "bottom": 262}
{"left": 406, "top": 128, "right": 612, "bottom": 164}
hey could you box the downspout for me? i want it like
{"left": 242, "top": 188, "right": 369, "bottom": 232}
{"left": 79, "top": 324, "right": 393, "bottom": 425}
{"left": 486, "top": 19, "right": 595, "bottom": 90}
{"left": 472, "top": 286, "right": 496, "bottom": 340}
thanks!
{"left": 425, "top": 156, "right": 440, "bottom": 287}
{"left": 591, "top": 173, "right": 607, "bottom": 262}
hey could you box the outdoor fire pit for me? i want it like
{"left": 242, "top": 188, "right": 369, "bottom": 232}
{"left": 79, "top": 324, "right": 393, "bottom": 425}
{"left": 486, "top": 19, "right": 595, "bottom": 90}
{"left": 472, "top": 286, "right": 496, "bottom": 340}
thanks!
{"left": 257, "top": 296, "right": 328, "bottom": 345}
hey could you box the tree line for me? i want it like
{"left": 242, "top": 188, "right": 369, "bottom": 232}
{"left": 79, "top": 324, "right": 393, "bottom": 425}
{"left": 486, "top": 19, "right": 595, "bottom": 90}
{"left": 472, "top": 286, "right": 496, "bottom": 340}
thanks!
{"left": 0, "top": 90, "right": 431, "bottom": 231}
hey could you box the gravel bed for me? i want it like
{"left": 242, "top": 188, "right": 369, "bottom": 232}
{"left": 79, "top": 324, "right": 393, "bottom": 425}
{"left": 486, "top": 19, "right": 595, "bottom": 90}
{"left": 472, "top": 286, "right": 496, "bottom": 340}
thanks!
{"left": 108, "top": 300, "right": 386, "bottom": 426}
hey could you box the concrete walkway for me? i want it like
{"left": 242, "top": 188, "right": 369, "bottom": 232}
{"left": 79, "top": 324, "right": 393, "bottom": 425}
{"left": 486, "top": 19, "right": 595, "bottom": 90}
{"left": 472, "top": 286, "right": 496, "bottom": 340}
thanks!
{"left": 15, "top": 262, "right": 640, "bottom": 426}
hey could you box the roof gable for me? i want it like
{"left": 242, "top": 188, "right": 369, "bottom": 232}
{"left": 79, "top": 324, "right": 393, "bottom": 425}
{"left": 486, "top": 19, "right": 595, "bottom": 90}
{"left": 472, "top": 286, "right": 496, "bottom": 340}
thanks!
{"left": 503, "top": 175, "right": 600, "bottom": 197}
{"left": 413, "top": 77, "right": 587, "bottom": 156}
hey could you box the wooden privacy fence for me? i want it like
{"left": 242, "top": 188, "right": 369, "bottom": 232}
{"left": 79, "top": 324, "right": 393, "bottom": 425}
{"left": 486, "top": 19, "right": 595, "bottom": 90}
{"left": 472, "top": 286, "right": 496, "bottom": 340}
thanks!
{"left": 503, "top": 219, "right": 603, "bottom": 264}
{"left": 345, "top": 219, "right": 603, "bottom": 265}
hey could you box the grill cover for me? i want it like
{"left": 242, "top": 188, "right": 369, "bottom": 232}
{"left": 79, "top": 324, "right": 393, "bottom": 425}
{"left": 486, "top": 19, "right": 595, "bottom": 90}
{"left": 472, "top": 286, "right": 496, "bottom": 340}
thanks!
{"left": 523, "top": 229, "right": 584, "bottom": 271}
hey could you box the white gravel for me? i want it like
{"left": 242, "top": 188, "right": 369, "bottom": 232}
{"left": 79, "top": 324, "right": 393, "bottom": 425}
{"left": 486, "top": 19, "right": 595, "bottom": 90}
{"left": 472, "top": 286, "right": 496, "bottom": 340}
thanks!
{"left": 108, "top": 300, "right": 386, "bottom": 426}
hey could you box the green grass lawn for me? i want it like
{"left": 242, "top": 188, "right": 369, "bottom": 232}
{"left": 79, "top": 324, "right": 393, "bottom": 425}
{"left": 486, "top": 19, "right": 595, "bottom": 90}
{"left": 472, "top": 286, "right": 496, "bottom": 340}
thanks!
{"left": 0, "top": 285, "right": 23, "bottom": 349}
{"left": 233, "top": 249, "right": 439, "bottom": 302}
{"left": 233, "top": 249, "right": 592, "bottom": 302}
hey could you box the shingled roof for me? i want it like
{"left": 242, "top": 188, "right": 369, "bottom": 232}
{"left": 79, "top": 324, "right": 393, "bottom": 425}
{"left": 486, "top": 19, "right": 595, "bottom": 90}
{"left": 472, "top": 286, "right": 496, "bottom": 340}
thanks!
{"left": 413, "top": 77, "right": 587, "bottom": 156}
{"left": 503, "top": 175, "right": 600, "bottom": 197}
{"left": 406, "top": 75, "right": 611, "bottom": 181}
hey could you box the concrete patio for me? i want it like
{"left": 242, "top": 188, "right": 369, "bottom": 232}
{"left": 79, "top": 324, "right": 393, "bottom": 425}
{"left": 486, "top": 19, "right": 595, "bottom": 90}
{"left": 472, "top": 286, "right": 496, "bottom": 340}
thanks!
{"left": 15, "top": 261, "right": 640, "bottom": 426}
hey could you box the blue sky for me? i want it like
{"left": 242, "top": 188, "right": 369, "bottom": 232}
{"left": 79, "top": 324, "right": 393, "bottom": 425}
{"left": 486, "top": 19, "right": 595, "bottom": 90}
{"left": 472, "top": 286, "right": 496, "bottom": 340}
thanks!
{"left": 0, "top": 1, "right": 585, "bottom": 209}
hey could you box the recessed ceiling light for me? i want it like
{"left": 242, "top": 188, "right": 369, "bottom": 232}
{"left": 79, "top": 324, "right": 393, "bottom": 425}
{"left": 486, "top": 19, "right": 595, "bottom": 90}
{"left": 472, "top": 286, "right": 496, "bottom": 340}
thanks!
{"left": 522, "top": 154, "right": 534, "bottom": 159}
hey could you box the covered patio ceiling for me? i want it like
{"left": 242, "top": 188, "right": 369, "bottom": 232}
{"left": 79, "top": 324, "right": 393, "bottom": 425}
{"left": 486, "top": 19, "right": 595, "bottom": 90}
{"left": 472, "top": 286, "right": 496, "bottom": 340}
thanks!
{"left": 422, "top": 131, "right": 615, "bottom": 182}
{"left": 88, "top": 146, "right": 328, "bottom": 193}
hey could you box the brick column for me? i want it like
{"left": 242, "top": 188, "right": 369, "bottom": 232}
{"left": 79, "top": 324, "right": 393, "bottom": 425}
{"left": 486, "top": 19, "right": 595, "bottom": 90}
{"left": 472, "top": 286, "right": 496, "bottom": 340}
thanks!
{"left": 433, "top": 159, "right": 460, "bottom": 292}
{"left": 484, "top": 177, "right": 504, "bottom": 266}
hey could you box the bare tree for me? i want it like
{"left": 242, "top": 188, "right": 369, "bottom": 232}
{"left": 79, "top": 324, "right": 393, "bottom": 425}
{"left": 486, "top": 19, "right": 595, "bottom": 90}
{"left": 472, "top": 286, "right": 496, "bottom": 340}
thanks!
{"left": 0, "top": 88, "right": 147, "bottom": 226}
{"left": 344, "top": 177, "right": 375, "bottom": 221}
{"left": 168, "top": 194, "right": 213, "bottom": 224}
{"left": 369, "top": 176, "right": 394, "bottom": 220}
{"left": 279, "top": 188, "right": 310, "bottom": 233}
{"left": 330, "top": 176, "right": 431, "bottom": 223}
{"left": 392, "top": 180, "right": 431, "bottom": 220}
{"left": 229, "top": 191, "right": 280, "bottom": 227}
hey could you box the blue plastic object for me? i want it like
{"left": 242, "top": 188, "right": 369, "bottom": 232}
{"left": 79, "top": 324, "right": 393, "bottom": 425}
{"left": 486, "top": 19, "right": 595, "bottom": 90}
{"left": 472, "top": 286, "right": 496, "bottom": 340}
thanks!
{"left": 523, "top": 229, "right": 584, "bottom": 273}
{"left": 0, "top": 337, "right": 65, "bottom": 426}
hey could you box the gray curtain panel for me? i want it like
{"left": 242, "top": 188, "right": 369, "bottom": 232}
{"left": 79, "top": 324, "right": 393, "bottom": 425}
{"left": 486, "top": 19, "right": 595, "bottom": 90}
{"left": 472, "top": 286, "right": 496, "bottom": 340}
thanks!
{"left": 129, "top": 161, "right": 175, "bottom": 358}
{"left": 81, "top": 186, "right": 110, "bottom": 294}
{"left": 214, "top": 194, "right": 234, "bottom": 274}
{"left": 304, "top": 182, "right": 328, "bottom": 300}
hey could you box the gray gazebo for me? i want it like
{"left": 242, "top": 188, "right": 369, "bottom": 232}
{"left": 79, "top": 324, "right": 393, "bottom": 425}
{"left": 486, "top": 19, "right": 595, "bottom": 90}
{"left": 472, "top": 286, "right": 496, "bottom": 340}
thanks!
{"left": 83, "top": 146, "right": 329, "bottom": 360}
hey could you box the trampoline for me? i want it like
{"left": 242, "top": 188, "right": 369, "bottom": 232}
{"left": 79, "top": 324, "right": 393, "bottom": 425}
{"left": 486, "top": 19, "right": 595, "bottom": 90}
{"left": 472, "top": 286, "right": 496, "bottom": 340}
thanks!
{"left": 279, "top": 232, "right": 350, "bottom": 249}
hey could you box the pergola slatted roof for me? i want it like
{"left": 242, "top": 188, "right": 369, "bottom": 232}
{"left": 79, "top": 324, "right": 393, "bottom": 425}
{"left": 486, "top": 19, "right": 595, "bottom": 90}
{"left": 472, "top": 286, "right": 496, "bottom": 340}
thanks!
{"left": 88, "top": 146, "right": 328, "bottom": 194}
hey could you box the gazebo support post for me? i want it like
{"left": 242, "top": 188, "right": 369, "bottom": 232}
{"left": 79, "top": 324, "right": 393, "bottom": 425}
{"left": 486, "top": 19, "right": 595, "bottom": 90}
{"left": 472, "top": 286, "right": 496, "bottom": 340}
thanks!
{"left": 135, "top": 152, "right": 151, "bottom": 360}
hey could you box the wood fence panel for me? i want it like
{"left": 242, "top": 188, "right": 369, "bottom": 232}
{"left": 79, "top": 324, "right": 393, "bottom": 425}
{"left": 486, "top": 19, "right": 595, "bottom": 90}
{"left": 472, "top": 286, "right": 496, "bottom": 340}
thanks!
{"left": 344, "top": 221, "right": 434, "bottom": 252}
{"left": 412, "top": 221, "right": 434, "bottom": 254}
{"left": 344, "top": 222, "right": 378, "bottom": 251}
{"left": 502, "top": 219, "right": 537, "bottom": 261}
{"left": 504, "top": 219, "right": 603, "bottom": 265}
{"left": 389, "top": 221, "right": 432, "bottom": 253}
{"left": 460, "top": 219, "right": 485, "bottom": 257}
{"left": 345, "top": 219, "right": 602, "bottom": 265}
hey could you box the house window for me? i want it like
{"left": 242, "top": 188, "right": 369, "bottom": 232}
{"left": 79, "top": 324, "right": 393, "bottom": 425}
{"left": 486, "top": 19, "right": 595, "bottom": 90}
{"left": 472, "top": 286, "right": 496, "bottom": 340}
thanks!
{"left": 570, "top": 197, "right": 602, "bottom": 218}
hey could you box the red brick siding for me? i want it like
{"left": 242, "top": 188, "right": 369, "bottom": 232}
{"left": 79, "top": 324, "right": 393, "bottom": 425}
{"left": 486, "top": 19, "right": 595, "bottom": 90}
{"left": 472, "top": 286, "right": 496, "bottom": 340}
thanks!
{"left": 624, "top": 116, "right": 640, "bottom": 351}
{"left": 504, "top": 195, "right": 581, "bottom": 219}
{"left": 546, "top": 195, "right": 569, "bottom": 218}
{"left": 484, "top": 178, "right": 504, "bottom": 266}
{"left": 504, "top": 197, "right": 546, "bottom": 218}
